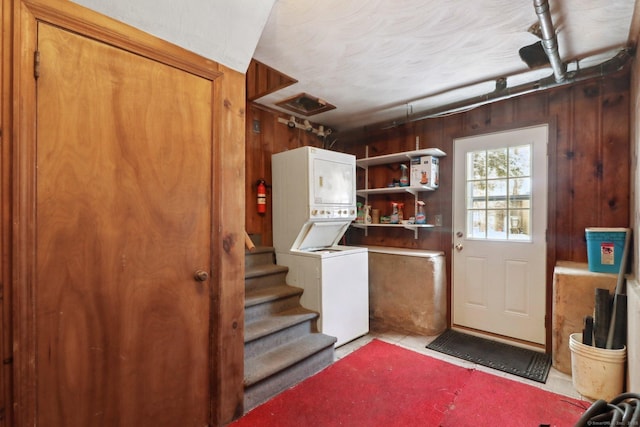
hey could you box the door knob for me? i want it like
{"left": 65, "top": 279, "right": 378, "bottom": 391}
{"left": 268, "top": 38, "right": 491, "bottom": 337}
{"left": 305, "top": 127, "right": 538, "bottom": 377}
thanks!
{"left": 194, "top": 270, "right": 209, "bottom": 282}
{"left": 455, "top": 243, "right": 463, "bottom": 252}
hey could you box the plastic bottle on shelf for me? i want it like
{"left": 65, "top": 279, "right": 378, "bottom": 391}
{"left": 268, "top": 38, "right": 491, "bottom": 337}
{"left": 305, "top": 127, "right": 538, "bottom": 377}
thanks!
{"left": 390, "top": 202, "right": 399, "bottom": 224}
{"left": 399, "top": 164, "right": 409, "bottom": 187}
{"left": 356, "top": 202, "right": 364, "bottom": 223}
{"left": 416, "top": 201, "right": 426, "bottom": 224}
{"left": 364, "top": 205, "right": 372, "bottom": 224}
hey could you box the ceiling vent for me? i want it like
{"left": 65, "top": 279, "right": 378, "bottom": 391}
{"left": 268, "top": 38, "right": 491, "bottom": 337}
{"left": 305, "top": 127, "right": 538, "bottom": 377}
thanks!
{"left": 276, "top": 93, "right": 336, "bottom": 116}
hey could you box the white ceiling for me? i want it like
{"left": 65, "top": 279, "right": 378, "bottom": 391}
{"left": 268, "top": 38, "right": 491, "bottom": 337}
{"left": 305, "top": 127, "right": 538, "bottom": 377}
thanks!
{"left": 72, "top": 0, "right": 637, "bottom": 133}
{"left": 71, "top": 0, "right": 276, "bottom": 73}
{"left": 252, "top": 0, "right": 637, "bottom": 132}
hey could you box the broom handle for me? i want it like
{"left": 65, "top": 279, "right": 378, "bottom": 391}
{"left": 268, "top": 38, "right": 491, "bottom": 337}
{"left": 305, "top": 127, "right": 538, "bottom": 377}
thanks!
{"left": 606, "top": 228, "right": 630, "bottom": 349}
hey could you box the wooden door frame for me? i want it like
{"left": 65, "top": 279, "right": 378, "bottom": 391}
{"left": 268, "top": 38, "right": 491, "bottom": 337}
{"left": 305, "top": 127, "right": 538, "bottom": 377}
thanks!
{"left": 1, "top": 1, "right": 14, "bottom": 426}
{"left": 7, "top": 0, "right": 246, "bottom": 425}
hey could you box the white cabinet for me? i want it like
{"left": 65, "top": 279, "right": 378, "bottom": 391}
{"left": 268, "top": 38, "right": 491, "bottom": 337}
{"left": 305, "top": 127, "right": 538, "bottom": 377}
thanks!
{"left": 353, "top": 148, "right": 446, "bottom": 238}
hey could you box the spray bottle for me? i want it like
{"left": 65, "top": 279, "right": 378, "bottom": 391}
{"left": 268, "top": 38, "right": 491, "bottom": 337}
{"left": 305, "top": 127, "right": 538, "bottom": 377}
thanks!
{"left": 356, "top": 202, "right": 364, "bottom": 223}
{"left": 390, "top": 202, "right": 399, "bottom": 224}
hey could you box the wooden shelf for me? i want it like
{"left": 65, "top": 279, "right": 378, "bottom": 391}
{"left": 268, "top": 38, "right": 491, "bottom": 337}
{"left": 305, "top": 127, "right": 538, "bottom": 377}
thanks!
{"left": 356, "top": 185, "right": 436, "bottom": 197}
{"left": 351, "top": 223, "right": 435, "bottom": 230}
{"left": 354, "top": 146, "right": 445, "bottom": 239}
{"left": 356, "top": 148, "right": 446, "bottom": 168}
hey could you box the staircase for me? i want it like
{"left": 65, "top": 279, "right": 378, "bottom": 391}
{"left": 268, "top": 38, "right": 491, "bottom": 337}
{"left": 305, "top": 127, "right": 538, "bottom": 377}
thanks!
{"left": 243, "top": 246, "right": 337, "bottom": 413}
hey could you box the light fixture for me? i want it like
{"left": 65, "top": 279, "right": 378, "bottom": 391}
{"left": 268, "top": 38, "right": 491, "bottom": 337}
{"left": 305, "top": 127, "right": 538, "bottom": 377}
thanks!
{"left": 277, "top": 115, "right": 332, "bottom": 138}
{"left": 277, "top": 115, "right": 298, "bottom": 128}
{"left": 303, "top": 119, "right": 313, "bottom": 132}
{"left": 314, "top": 125, "right": 333, "bottom": 138}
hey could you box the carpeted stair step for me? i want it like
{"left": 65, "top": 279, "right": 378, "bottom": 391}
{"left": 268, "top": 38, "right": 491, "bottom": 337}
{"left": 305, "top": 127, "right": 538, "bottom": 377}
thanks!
{"left": 245, "top": 284, "right": 304, "bottom": 324}
{"left": 245, "top": 246, "right": 276, "bottom": 269}
{"left": 242, "top": 245, "right": 337, "bottom": 414}
{"left": 245, "top": 264, "right": 289, "bottom": 292}
{"left": 243, "top": 333, "right": 337, "bottom": 411}
{"left": 245, "top": 307, "right": 322, "bottom": 359}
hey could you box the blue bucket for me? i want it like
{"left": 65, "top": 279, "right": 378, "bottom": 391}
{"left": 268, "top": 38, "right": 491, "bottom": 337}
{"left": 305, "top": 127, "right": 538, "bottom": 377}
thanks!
{"left": 585, "top": 227, "right": 629, "bottom": 273}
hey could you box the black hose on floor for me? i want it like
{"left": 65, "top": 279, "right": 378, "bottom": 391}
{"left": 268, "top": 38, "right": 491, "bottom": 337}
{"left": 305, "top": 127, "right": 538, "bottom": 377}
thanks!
{"left": 574, "top": 393, "right": 640, "bottom": 426}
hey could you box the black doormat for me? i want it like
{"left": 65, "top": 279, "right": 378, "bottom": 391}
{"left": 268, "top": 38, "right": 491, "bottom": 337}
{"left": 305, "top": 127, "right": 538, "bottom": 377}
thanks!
{"left": 426, "top": 329, "right": 551, "bottom": 383}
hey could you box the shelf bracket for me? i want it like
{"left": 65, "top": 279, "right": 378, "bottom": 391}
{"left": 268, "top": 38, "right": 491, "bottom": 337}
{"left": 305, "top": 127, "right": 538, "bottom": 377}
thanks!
{"left": 402, "top": 223, "right": 419, "bottom": 239}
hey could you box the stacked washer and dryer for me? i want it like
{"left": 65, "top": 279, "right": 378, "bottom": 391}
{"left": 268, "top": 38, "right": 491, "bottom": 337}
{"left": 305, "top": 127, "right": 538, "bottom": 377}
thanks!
{"left": 272, "top": 146, "right": 369, "bottom": 347}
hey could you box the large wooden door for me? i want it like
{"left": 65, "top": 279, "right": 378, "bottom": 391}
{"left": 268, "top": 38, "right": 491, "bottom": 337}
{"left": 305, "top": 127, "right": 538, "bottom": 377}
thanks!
{"left": 34, "top": 22, "right": 213, "bottom": 426}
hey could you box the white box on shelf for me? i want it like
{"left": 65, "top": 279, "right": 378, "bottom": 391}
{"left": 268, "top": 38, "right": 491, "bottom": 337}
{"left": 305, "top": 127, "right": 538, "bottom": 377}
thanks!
{"left": 410, "top": 156, "right": 439, "bottom": 188}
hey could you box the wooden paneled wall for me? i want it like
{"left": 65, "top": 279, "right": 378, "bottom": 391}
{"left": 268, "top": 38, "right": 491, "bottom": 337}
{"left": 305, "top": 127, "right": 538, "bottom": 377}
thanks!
{"left": 345, "top": 71, "right": 630, "bottom": 345}
{"left": 246, "top": 70, "right": 630, "bottom": 347}
{"left": 247, "top": 70, "right": 630, "bottom": 258}
{"left": 344, "top": 71, "right": 630, "bottom": 261}
{"left": 245, "top": 104, "right": 326, "bottom": 246}
{"left": 0, "top": 0, "right": 11, "bottom": 425}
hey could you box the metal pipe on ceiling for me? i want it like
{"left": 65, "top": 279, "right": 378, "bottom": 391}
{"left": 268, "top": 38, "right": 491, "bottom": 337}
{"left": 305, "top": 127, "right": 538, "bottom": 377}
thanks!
{"left": 372, "top": 0, "right": 632, "bottom": 130}
{"left": 395, "top": 48, "right": 632, "bottom": 125}
{"left": 534, "top": 0, "right": 566, "bottom": 82}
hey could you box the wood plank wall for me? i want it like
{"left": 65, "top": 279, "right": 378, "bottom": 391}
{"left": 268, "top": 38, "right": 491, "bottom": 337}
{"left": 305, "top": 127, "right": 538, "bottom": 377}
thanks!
{"left": 0, "top": 0, "right": 11, "bottom": 424}
{"left": 246, "top": 69, "right": 630, "bottom": 347}
{"left": 247, "top": 70, "right": 630, "bottom": 259}
{"left": 345, "top": 69, "right": 630, "bottom": 271}
{"left": 245, "top": 104, "right": 324, "bottom": 246}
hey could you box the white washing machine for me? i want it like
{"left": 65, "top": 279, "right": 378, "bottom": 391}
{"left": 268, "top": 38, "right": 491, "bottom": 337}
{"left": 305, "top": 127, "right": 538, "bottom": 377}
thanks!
{"left": 276, "top": 246, "right": 368, "bottom": 346}
{"left": 272, "top": 147, "right": 369, "bottom": 346}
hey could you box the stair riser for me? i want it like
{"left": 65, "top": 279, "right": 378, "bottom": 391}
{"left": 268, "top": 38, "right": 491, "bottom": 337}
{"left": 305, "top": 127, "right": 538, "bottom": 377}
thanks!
{"left": 245, "top": 271, "right": 288, "bottom": 292}
{"left": 243, "top": 246, "right": 336, "bottom": 416}
{"left": 245, "top": 320, "right": 317, "bottom": 360}
{"left": 245, "top": 294, "right": 303, "bottom": 325}
{"left": 244, "top": 346, "right": 335, "bottom": 412}
{"left": 245, "top": 251, "right": 275, "bottom": 269}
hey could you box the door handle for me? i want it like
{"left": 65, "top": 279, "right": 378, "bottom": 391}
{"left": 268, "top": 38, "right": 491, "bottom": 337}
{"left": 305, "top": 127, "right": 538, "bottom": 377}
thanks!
{"left": 194, "top": 270, "right": 209, "bottom": 282}
{"left": 455, "top": 243, "right": 463, "bottom": 252}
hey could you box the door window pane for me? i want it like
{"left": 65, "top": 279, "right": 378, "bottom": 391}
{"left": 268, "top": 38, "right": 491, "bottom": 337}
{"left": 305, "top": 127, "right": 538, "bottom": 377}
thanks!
{"left": 487, "top": 148, "right": 507, "bottom": 179}
{"left": 487, "top": 210, "right": 507, "bottom": 239}
{"left": 467, "top": 151, "right": 486, "bottom": 180}
{"left": 487, "top": 179, "right": 507, "bottom": 209}
{"left": 467, "top": 181, "right": 486, "bottom": 209}
{"left": 465, "top": 144, "right": 532, "bottom": 241}
{"left": 509, "top": 145, "right": 531, "bottom": 177}
{"left": 509, "top": 210, "right": 530, "bottom": 240}
{"left": 467, "top": 210, "right": 486, "bottom": 238}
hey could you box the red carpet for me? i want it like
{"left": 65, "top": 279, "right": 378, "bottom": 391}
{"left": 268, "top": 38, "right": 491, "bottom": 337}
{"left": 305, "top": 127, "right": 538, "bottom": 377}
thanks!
{"left": 230, "top": 339, "right": 589, "bottom": 427}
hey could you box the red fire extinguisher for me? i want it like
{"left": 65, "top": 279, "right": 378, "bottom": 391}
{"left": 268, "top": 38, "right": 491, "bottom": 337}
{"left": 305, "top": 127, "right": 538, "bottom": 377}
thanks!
{"left": 257, "top": 179, "right": 267, "bottom": 214}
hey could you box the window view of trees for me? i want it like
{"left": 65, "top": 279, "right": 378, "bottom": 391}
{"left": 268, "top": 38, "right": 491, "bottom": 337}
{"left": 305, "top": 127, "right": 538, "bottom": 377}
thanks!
{"left": 466, "top": 144, "right": 531, "bottom": 240}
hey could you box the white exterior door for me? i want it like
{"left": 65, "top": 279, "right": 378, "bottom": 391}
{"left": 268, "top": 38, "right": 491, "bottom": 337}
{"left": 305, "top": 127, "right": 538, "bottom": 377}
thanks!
{"left": 452, "top": 125, "right": 548, "bottom": 345}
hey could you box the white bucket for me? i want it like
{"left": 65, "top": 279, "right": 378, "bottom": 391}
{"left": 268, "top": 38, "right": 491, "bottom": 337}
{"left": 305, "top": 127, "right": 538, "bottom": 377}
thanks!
{"left": 569, "top": 333, "right": 626, "bottom": 401}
